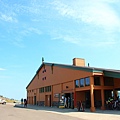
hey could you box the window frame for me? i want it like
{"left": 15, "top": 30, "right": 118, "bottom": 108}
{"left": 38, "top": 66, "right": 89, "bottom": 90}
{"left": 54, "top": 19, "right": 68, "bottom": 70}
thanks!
{"left": 94, "top": 76, "right": 101, "bottom": 86}
{"left": 80, "top": 78, "right": 85, "bottom": 87}
{"left": 85, "top": 77, "right": 90, "bottom": 86}
{"left": 75, "top": 80, "right": 79, "bottom": 88}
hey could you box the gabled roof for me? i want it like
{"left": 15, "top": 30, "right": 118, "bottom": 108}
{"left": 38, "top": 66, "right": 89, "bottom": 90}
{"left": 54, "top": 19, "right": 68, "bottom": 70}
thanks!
{"left": 26, "top": 62, "right": 120, "bottom": 89}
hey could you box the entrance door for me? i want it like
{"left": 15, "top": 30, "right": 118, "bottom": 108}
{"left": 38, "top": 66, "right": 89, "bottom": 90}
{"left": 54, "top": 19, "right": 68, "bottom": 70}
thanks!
{"left": 34, "top": 96, "right": 36, "bottom": 105}
{"left": 45, "top": 95, "right": 48, "bottom": 106}
{"left": 64, "top": 93, "right": 74, "bottom": 108}
{"left": 85, "top": 91, "right": 91, "bottom": 108}
{"left": 49, "top": 95, "right": 51, "bottom": 107}
{"left": 70, "top": 93, "right": 74, "bottom": 109}
{"left": 45, "top": 95, "right": 51, "bottom": 107}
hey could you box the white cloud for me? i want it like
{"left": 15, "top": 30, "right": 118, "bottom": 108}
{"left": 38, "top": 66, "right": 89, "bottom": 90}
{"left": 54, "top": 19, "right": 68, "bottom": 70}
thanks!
{"left": 20, "top": 27, "right": 42, "bottom": 36}
{"left": 87, "top": 40, "right": 116, "bottom": 47}
{"left": 0, "top": 68, "right": 6, "bottom": 71}
{"left": 53, "top": 34, "right": 80, "bottom": 44}
{"left": 99, "top": 0, "right": 119, "bottom": 3}
{"left": 51, "top": 28, "right": 116, "bottom": 47}
{"left": 0, "top": 0, "right": 119, "bottom": 48}
{"left": 0, "top": 14, "right": 17, "bottom": 22}
{"left": 28, "top": 28, "right": 42, "bottom": 35}
{"left": 52, "top": 0, "right": 120, "bottom": 31}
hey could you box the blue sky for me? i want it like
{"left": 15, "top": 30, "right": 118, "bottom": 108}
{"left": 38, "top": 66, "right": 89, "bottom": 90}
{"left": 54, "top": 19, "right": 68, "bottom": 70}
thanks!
{"left": 0, "top": 0, "right": 120, "bottom": 100}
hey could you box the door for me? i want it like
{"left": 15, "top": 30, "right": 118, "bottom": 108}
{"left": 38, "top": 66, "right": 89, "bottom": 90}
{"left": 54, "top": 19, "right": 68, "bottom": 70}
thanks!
{"left": 34, "top": 96, "right": 36, "bottom": 105}
{"left": 70, "top": 93, "right": 74, "bottom": 109}
{"left": 85, "top": 91, "right": 91, "bottom": 108}
{"left": 49, "top": 95, "right": 51, "bottom": 107}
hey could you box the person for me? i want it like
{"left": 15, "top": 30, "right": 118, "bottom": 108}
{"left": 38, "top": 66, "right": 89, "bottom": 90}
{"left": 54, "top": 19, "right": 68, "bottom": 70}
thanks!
{"left": 107, "top": 97, "right": 113, "bottom": 104}
{"left": 24, "top": 99, "right": 27, "bottom": 108}
{"left": 68, "top": 97, "right": 70, "bottom": 108}
{"left": 80, "top": 101, "right": 85, "bottom": 112}
{"left": 77, "top": 101, "right": 80, "bottom": 111}
{"left": 68, "top": 97, "right": 71, "bottom": 108}
{"left": 117, "top": 96, "right": 119, "bottom": 101}
{"left": 114, "top": 96, "right": 119, "bottom": 108}
{"left": 106, "top": 97, "right": 113, "bottom": 109}
{"left": 64, "top": 97, "right": 67, "bottom": 108}
{"left": 21, "top": 98, "right": 23, "bottom": 105}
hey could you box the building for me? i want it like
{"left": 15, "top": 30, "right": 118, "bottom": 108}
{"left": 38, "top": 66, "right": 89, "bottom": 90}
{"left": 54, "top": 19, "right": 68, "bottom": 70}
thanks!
{"left": 26, "top": 58, "right": 120, "bottom": 112}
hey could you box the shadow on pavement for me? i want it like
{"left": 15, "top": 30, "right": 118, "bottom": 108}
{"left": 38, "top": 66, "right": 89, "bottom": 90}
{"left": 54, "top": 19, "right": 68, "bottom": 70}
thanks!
{"left": 14, "top": 104, "right": 78, "bottom": 113}
{"left": 14, "top": 104, "right": 120, "bottom": 115}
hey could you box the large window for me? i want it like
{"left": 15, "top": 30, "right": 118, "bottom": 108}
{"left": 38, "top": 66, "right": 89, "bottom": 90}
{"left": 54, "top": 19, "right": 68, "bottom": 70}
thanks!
{"left": 45, "top": 86, "right": 51, "bottom": 92}
{"left": 85, "top": 77, "right": 90, "bottom": 86}
{"left": 80, "top": 78, "right": 84, "bottom": 87}
{"left": 39, "top": 87, "right": 44, "bottom": 93}
{"left": 94, "top": 76, "right": 100, "bottom": 85}
{"left": 104, "top": 77, "right": 114, "bottom": 86}
{"left": 75, "top": 80, "right": 79, "bottom": 88}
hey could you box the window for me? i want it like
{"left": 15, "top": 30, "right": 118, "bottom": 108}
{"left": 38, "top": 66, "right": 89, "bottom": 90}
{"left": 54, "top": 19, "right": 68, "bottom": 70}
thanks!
{"left": 49, "top": 86, "right": 51, "bottom": 92}
{"left": 85, "top": 77, "right": 90, "bottom": 86}
{"left": 45, "top": 86, "right": 48, "bottom": 92}
{"left": 42, "top": 77, "right": 46, "bottom": 80}
{"left": 104, "top": 77, "right": 114, "bottom": 86}
{"left": 45, "top": 86, "right": 51, "bottom": 92}
{"left": 43, "top": 69, "right": 46, "bottom": 73}
{"left": 75, "top": 80, "right": 79, "bottom": 88}
{"left": 80, "top": 78, "right": 84, "bottom": 87}
{"left": 39, "top": 87, "right": 44, "bottom": 93}
{"left": 94, "top": 76, "right": 100, "bottom": 85}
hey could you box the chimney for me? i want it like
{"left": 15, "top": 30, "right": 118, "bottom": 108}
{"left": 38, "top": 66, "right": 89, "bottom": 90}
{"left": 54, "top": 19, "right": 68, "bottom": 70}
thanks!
{"left": 73, "top": 58, "right": 85, "bottom": 67}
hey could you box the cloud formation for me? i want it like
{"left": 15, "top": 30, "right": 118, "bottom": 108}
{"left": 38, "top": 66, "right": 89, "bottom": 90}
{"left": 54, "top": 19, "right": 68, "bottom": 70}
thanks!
{"left": 52, "top": 0, "right": 120, "bottom": 31}
{"left": 50, "top": 0, "right": 120, "bottom": 47}
{"left": 0, "top": 14, "right": 17, "bottom": 22}
{"left": 0, "top": 0, "right": 120, "bottom": 47}
{"left": 0, "top": 68, "right": 6, "bottom": 71}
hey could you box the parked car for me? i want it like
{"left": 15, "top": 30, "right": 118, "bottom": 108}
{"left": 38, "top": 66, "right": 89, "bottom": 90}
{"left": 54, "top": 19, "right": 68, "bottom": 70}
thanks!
{"left": 0, "top": 99, "right": 6, "bottom": 104}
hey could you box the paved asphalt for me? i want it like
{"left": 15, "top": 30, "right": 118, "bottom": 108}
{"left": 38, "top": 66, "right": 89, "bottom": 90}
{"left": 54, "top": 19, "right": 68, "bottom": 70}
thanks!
{"left": 0, "top": 103, "right": 83, "bottom": 120}
{"left": 0, "top": 103, "right": 120, "bottom": 120}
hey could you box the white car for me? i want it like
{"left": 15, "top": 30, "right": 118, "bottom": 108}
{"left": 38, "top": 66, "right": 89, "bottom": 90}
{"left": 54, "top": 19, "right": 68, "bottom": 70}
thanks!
{"left": 0, "top": 99, "right": 6, "bottom": 104}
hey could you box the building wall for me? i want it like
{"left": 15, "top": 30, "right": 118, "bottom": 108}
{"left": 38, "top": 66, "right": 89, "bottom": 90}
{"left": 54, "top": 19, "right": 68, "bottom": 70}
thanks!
{"left": 94, "top": 90, "right": 101, "bottom": 101}
{"left": 27, "top": 64, "right": 93, "bottom": 106}
{"left": 37, "top": 66, "right": 92, "bottom": 87}
{"left": 114, "top": 78, "right": 120, "bottom": 89}
{"left": 27, "top": 75, "right": 39, "bottom": 91}
{"left": 63, "top": 81, "right": 73, "bottom": 92}
{"left": 76, "top": 91, "right": 85, "bottom": 102}
{"left": 36, "top": 89, "right": 39, "bottom": 104}
{"left": 52, "top": 84, "right": 61, "bottom": 101}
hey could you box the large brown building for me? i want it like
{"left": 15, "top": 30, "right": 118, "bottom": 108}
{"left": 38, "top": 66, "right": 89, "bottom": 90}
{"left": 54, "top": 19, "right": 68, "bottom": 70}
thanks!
{"left": 26, "top": 58, "right": 120, "bottom": 112}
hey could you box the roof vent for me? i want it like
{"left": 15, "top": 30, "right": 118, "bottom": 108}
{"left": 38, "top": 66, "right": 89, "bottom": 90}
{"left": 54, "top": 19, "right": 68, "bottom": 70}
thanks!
{"left": 88, "top": 63, "right": 90, "bottom": 67}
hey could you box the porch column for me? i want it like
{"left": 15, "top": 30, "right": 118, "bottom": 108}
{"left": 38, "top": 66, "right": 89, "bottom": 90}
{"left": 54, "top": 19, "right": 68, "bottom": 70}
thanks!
{"left": 101, "top": 89, "right": 105, "bottom": 110}
{"left": 90, "top": 76, "right": 95, "bottom": 112}
{"left": 100, "top": 76, "right": 105, "bottom": 110}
